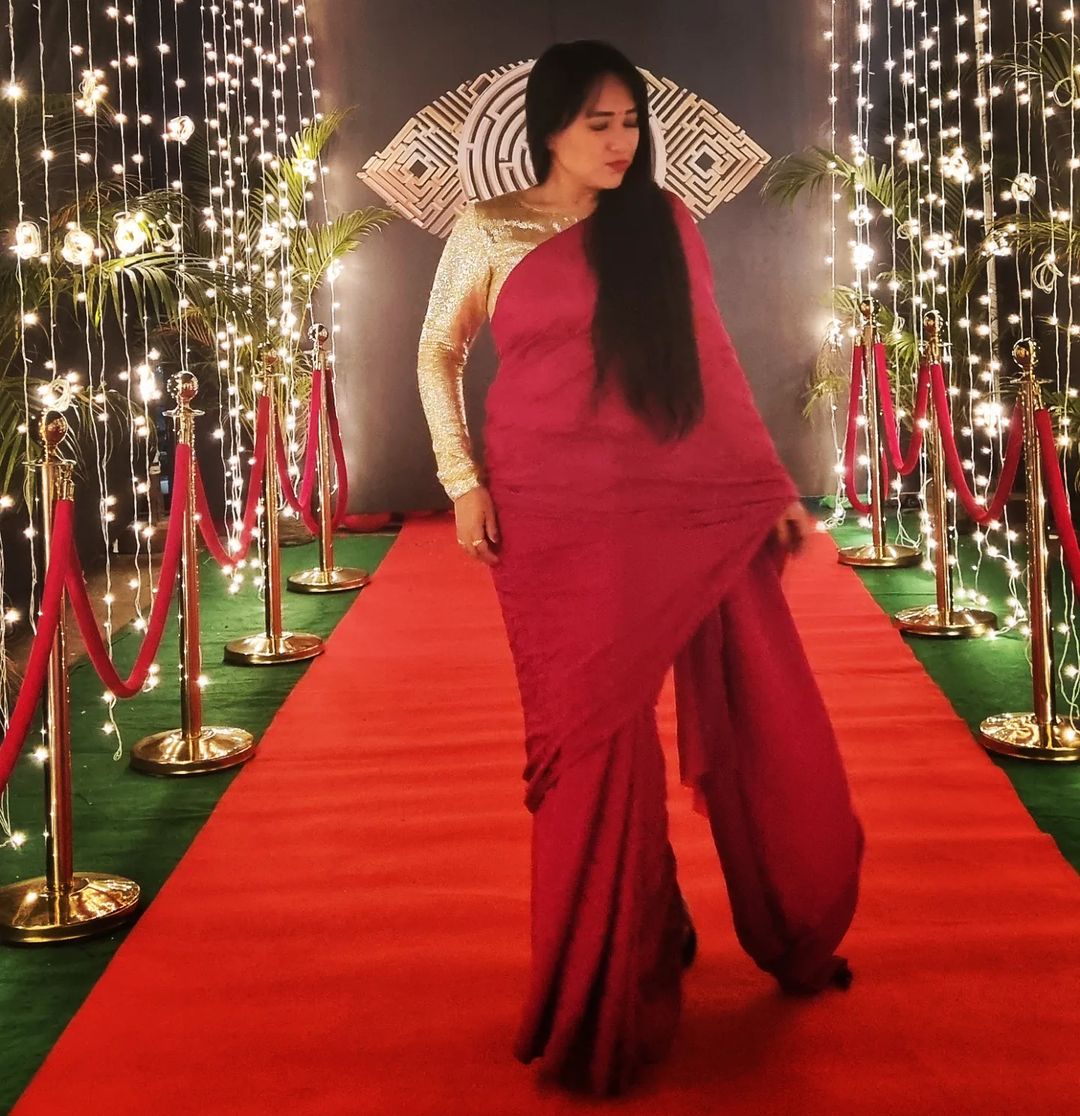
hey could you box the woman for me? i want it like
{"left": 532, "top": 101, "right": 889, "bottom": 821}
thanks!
{"left": 416, "top": 40, "right": 863, "bottom": 1096}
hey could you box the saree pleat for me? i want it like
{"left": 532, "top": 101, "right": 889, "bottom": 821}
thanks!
{"left": 515, "top": 704, "right": 685, "bottom": 1095}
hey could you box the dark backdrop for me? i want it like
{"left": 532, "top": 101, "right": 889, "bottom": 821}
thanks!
{"left": 309, "top": 0, "right": 838, "bottom": 510}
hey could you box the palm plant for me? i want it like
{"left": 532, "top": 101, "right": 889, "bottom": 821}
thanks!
{"left": 1, "top": 97, "right": 393, "bottom": 503}
{"left": 763, "top": 146, "right": 955, "bottom": 418}
{"left": 156, "top": 111, "right": 394, "bottom": 409}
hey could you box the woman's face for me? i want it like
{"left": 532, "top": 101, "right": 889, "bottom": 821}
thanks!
{"left": 547, "top": 74, "right": 641, "bottom": 191}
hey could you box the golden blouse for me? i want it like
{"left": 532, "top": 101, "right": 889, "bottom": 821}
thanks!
{"left": 417, "top": 191, "right": 588, "bottom": 500}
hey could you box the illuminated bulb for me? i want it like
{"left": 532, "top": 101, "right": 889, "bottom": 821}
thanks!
{"left": 75, "top": 69, "right": 107, "bottom": 115}
{"left": 899, "top": 137, "right": 923, "bottom": 163}
{"left": 61, "top": 228, "right": 96, "bottom": 266}
{"left": 982, "top": 232, "right": 1011, "bottom": 258}
{"left": 940, "top": 147, "right": 972, "bottom": 183}
{"left": 256, "top": 220, "right": 284, "bottom": 255}
{"left": 851, "top": 242, "right": 875, "bottom": 271}
{"left": 114, "top": 213, "right": 148, "bottom": 256}
{"left": 12, "top": 221, "right": 41, "bottom": 260}
{"left": 166, "top": 115, "right": 195, "bottom": 143}
{"left": 37, "top": 377, "right": 74, "bottom": 411}
{"left": 135, "top": 364, "right": 158, "bottom": 403}
{"left": 1010, "top": 173, "right": 1037, "bottom": 202}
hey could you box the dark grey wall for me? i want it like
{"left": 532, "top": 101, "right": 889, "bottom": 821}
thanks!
{"left": 310, "top": 0, "right": 836, "bottom": 510}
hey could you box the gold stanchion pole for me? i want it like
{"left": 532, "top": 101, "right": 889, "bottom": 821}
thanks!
{"left": 287, "top": 323, "right": 370, "bottom": 594}
{"left": 0, "top": 412, "right": 140, "bottom": 943}
{"left": 980, "top": 339, "right": 1080, "bottom": 761}
{"left": 132, "top": 373, "right": 256, "bottom": 774}
{"left": 839, "top": 297, "right": 922, "bottom": 569}
{"left": 895, "top": 312, "right": 997, "bottom": 638}
{"left": 225, "top": 351, "right": 325, "bottom": 665}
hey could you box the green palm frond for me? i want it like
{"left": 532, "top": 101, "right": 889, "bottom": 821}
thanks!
{"left": 996, "top": 32, "right": 1078, "bottom": 96}
{"left": 0, "top": 380, "right": 33, "bottom": 496}
{"left": 764, "top": 148, "right": 898, "bottom": 213}
{"left": 294, "top": 208, "right": 396, "bottom": 287}
{"left": 994, "top": 212, "right": 1080, "bottom": 264}
{"left": 256, "top": 111, "right": 351, "bottom": 227}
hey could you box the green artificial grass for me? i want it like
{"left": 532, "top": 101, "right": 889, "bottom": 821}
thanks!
{"left": 827, "top": 510, "right": 1080, "bottom": 875}
{"left": 0, "top": 532, "right": 396, "bottom": 1111}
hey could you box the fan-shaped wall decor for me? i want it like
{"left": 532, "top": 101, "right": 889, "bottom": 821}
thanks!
{"left": 359, "top": 61, "right": 769, "bottom": 236}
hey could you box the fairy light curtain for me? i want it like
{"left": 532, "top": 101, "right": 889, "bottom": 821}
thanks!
{"left": 0, "top": 0, "right": 332, "bottom": 851}
{"left": 818, "top": 0, "right": 1080, "bottom": 681}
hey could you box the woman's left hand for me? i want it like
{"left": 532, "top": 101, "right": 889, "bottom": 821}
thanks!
{"left": 772, "top": 501, "right": 810, "bottom": 557}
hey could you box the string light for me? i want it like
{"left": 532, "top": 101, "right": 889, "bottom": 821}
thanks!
{"left": 822, "top": 0, "right": 1080, "bottom": 661}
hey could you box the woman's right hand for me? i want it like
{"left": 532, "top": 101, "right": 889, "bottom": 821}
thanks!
{"left": 454, "top": 485, "right": 501, "bottom": 566}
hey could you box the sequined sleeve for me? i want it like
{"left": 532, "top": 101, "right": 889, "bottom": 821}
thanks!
{"left": 417, "top": 203, "right": 492, "bottom": 501}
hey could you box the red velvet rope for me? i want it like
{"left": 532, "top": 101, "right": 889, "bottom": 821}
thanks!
{"left": 325, "top": 363, "right": 350, "bottom": 527}
{"left": 275, "top": 424, "right": 319, "bottom": 532}
{"left": 0, "top": 499, "right": 74, "bottom": 792}
{"left": 65, "top": 444, "right": 191, "bottom": 699}
{"left": 1036, "top": 409, "right": 1080, "bottom": 590}
{"left": 298, "top": 366, "right": 321, "bottom": 515}
{"left": 928, "top": 363, "right": 1025, "bottom": 525}
{"left": 874, "top": 344, "right": 932, "bottom": 476}
{"left": 275, "top": 362, "right": 351, "bottom": 530}
{"left": 195, "top": 393, "right": 270, "bottom": 567}
{"left": 843, "top": 346, "right": 872, "bottom": 515}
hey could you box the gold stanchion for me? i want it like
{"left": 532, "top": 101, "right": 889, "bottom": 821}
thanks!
{"left": 980, "top": 339, "right": 1080, "bottom": 761}
{"left": 839, "top": 298, "right": 922, "bottom": 569}
{"left": 895, "top": 312, "right": 997, "bottom": 638}
{"left": 224, "top": 352, "right": 325, "bottom": 665}
{"left": 287, "top": 323, "right": 370, "bottom": 594}
{"left": 131, "top": 374, "right": 256, "bottom": 774}
{"left": 0, "top": 413, "right": 140, "bottom": 943}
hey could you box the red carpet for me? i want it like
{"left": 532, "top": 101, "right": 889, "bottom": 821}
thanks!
{"left": 14, "top": 519, "right": 1080, "bottom": 1114}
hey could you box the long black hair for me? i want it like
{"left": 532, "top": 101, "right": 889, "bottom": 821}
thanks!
{"left": 525, "top": 41, "right": 703, "bottom": 440}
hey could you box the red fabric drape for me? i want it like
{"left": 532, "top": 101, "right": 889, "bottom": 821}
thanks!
{"left": 929, "top": 363, "right": 1024, "bottom": 525}
{"left": 1036, "top": 408, "right": 1080, "bottom": 589}
{"left": 843, "top": 345, "right": 872, "bottom": 515}
{"left": 874, "top": 345, "right": 931, "bottom": 476}
{"left": 275, "top": 424, "right": 319, "bottom": 533}
{"left": 0, "top": 500, "right": 75, "bottom": 791}
{"left": 65, "top": 444, "right": 190, "bottom": 698}
{"left": 482, "top": 191, "right": 862, "bottom": 1092}
{"left": 195, "top": 394, "right": 270, "bottom": 566}
{"left": 325, "top": 365, "right": 350, "bottom": 528}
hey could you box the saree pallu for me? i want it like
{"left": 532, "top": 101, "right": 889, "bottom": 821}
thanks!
{"left": 484, "top": 195, "right": 864, "bottom": 1095}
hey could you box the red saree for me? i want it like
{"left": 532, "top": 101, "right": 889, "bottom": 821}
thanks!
{"left": 484, "top": 193, "right": 863, "bottom": 1095}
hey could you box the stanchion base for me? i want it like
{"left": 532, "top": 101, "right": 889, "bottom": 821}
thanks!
{"left": 286, "top": 566, "right": 371, "bottom": 594}
{"left": 0, "top": 873, "right": 140, "bottom": 945}
{"left": 979, "top": 714, "right": 1080, "bottom": 762}
{"left": 223, "top": 632, "right": 325, "bottom": 666}
{"left": 130, "top": 726, "right": 256, "bottom": 776}
{"left": 838, "top": 543, "right": 922, "bottom": 569}
{"left": 894, "top": 605, "right": 998, "bottom": 639}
